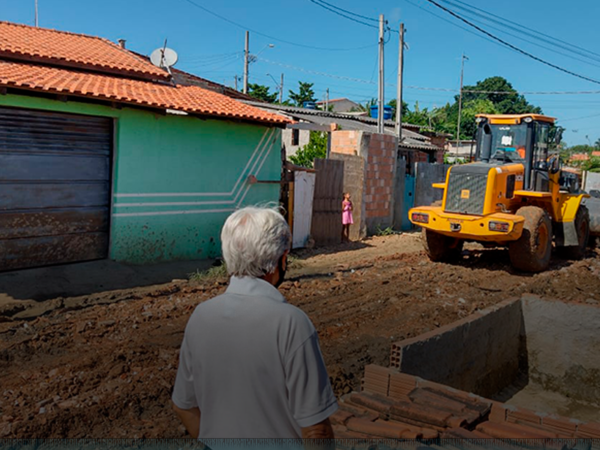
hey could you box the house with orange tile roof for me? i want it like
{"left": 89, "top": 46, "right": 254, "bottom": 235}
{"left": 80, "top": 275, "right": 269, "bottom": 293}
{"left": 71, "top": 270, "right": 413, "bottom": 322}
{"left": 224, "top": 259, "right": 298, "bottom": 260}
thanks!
{"left": 0, "top": 21, "right": 290, "bottom": 270}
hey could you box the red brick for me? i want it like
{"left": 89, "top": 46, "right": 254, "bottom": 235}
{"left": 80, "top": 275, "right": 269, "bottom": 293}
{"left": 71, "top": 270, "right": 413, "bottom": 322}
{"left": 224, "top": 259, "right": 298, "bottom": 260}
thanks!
{"left": 346, "top": 418, "right": 407, "bottom": 439}
{"left": 331, "top": 409, "right": 354, "bottom": 426}
{"left": 390, "top": 400, "right": 452, "bottom": 427}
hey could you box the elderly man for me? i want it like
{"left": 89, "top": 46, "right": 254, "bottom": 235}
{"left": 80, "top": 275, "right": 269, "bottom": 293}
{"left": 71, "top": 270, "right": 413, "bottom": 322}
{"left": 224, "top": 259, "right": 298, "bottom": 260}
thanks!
{"left": 172, "top": 206, "right": 338, "bottom": 439}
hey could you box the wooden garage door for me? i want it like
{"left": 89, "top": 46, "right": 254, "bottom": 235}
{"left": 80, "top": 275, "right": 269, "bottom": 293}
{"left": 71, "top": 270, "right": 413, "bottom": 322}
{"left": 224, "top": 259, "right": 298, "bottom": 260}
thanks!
{"left": 0, "top": 107, "right": 112, "bottom": 271}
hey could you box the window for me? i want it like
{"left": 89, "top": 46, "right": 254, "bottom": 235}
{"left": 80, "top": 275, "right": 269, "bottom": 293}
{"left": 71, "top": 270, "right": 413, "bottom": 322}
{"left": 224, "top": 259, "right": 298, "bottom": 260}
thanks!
{"left": 292, "top": 129, "right": 299, "bottom": 146}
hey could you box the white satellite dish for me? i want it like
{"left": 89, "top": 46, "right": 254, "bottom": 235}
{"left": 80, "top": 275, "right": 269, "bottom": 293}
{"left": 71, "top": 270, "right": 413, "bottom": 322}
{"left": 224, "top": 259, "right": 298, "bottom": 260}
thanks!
{"left": 150, "top": 47, "right": 178, "bottom": 71}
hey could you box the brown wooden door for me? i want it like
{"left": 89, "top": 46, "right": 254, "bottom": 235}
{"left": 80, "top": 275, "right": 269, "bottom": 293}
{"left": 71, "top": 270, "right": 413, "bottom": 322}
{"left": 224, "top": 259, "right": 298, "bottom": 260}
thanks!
{"left": 310, "top": 159, "right": 344, "bottom": 247}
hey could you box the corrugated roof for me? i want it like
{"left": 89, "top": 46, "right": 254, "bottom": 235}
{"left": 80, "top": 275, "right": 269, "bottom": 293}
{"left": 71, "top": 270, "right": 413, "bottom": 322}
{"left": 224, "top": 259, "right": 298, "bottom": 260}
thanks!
{"left": 0, "top": 21, "right": 168, "bottom": 81}
{"left": 246, "top": 101, "right": 441, "bottom": 151}
{"left": 0, "top": 60, "right": 289, "bottom": 125}
{"left": 244, "top": 100, "right": 423, "bottom": 132}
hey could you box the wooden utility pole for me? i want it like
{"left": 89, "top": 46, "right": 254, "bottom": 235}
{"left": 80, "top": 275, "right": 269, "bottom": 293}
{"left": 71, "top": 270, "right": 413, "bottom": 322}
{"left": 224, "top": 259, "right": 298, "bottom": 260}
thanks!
{"left": 243, "top": 31, "right": 249, "bottom": 94}
{"left": 395, "top": 23, "right": 405, "bottom": 140}
{"left": 234, "top": 75, "right": 238, "bottom": 91}
{"left": 456, "top": 53, "right": 468, "bottom": 150}
{"left": 279, "top": 73, "right": 284, "bottom": 103}
{"left": 377, "top": 14, "right": 385, "bottom": 134}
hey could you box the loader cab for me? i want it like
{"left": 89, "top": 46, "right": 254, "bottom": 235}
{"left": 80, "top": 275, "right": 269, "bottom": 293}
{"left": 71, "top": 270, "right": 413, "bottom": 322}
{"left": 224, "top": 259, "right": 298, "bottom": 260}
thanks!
{"left": 474, "top": 114, "right": 556, "bottom": 191}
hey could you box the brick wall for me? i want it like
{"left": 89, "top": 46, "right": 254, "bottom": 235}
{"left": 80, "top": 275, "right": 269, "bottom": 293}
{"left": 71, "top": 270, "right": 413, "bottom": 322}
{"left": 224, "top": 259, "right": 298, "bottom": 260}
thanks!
{"left": 331, "top": 130, "right": 361, "bottom": 155}
{"left": 331, "top": 130, "right": 398, "bottom": 235}
{"left": 363, "top": 133, "right": 398, "bottom": 233}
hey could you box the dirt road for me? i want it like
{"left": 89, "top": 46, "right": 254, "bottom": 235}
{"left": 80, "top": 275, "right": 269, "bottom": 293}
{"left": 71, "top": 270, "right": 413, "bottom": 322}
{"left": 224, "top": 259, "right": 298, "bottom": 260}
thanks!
{"left": 1, "top": 233, "right": 599, "bottom": 438}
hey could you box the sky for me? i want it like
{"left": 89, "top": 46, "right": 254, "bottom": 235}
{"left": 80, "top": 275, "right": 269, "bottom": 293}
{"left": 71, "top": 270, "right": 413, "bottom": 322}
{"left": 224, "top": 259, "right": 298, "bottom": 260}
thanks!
{"left": 2, "top": 0, "right": 600, "bottom": 146}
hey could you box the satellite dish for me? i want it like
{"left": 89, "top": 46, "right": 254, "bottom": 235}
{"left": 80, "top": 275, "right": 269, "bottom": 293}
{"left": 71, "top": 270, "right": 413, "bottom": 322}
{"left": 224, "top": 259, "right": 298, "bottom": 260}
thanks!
{"left": 150, "top": 47, "right": 178, "bottom": 70}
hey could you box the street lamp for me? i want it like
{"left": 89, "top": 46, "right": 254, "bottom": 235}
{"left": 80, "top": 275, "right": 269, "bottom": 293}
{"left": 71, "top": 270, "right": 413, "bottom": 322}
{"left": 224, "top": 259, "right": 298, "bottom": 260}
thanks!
{"left": 249, "top": 44, "right": 274, "bottom": 63}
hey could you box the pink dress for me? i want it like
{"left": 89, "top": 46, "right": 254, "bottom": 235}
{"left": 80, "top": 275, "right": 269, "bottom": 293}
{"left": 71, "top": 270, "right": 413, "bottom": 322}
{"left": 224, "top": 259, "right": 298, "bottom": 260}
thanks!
{"left": 342, "top": 200, "right": 354, "bottom": 225}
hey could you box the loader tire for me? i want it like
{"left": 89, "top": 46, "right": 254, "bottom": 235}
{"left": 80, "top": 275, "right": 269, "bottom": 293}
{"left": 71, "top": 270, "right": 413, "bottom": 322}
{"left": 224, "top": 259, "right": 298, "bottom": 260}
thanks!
{"left": 422, "top": 228, "right": 464, "bottom": 263}
{"left": 509, "top": 206, "right": 552, "bottom": 273}
{"left": 557, "top": 205, "right": 590, "bottom": 260}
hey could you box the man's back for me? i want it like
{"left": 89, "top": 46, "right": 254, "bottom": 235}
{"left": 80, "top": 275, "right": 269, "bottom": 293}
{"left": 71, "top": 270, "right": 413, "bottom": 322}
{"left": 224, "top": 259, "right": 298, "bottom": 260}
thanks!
{"left": 172, "top": 276, "right": 338, "bottom": 438}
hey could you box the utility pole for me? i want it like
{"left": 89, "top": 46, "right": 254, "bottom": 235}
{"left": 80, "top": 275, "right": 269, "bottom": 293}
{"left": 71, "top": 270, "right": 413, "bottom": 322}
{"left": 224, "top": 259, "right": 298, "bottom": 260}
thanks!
{"left": 279, "top": 73, "right": 284, "bottom": 103}
{"left": 377, "top": 14, "right": 385, "bottom": 134}
{"left": 243, "top": 31, "right": 249, "bottom": 94}
{"left": 35, "top": 0, "right": 38, "bottom": 27}
{"left": 456, "top": 53, "right": 468, "bottom": 151}
{"left": 395, "top": 23, "right": 405, "bottom": 140}
{"left": 325, "top": 88, "right": 329, "bottom": 111}
{"left": 234, "top": 75, "right": 238, "bottom": 91}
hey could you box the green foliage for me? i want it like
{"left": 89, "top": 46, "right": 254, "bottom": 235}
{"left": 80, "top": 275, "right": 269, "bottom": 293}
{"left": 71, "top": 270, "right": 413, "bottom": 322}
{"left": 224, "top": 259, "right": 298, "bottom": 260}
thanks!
{"left": 376, "top": 225, "right": 396, "bottom": 236}
{"left": 247, "top": 83, "right": 278, "bottom": 103}
{"left": 387, "top": 99, "right": 409, "bottom": 119}
{"left": 289, "top": 82, "right": 317, "bottom": 107}
{"left": 189, "top": 264, "right": 228, "bottom": 283}
{"left": 460, "top": 77, "right": 542, "bottom": 115}
{"left": 582, "top": 157, "right": 600, "bottom": 172}
{"left": 289, "top": 131, "right": 327, "bottom": 168}
{"left": 444, "top": 154, "right": 467, "bottom": 165}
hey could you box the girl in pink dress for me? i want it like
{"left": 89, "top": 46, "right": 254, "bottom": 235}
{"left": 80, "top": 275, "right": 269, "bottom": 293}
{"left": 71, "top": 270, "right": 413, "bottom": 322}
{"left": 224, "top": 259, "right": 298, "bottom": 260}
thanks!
{"left": 342, "top": 192, "right": 353, "bottom": 242}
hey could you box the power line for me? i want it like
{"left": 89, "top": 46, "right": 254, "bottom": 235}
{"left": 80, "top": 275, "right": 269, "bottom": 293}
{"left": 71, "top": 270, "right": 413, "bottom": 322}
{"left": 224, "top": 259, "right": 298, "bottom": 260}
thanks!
{"left": 424, "top": 0, "right": 600, "bottom": 86}
{"left": 257, "top": 56, "right": 600, "bottom": 96}
{"left": 307, "top": 0, "right": 378, "bottom": 29}
{"left": 439, "top": 0, "right": 600, "bottom": 63}
{"left": 437, "top": 0, "right": 600, "bottom": 69}
{"left": 307, "top": 0, "right": 399, "bottom": 33}
{"left": 401, "top": 0, "right": 508, "bottom": 50}
{"left": 310, "top": 0, "right": 379, "bottom": 23}
{"left": 559, "top": 112, "right": 600, "bottom": 123}
{"left": 180, "top": 0, "right": 376, "bottom": 51}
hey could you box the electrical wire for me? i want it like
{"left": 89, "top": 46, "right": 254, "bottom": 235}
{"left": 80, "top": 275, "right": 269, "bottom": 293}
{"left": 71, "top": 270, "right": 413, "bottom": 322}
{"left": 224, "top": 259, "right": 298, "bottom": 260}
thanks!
{"left": 442, "top": 10, "right": 600, "bottom": 70}
{"left": 256, "top": 56, "right": 600, "bottom": 95}
{"left": 180, "top": 0, "right": 377, "bottom": 52}
{"left": 307, "top": 0, "right": 379, "bottom": 29}
{"left": 424, "top": 0, "right": 600, "bottom": 86}
{"left": 439, "top": 0, "right": 600, "bottom": 63}
{"left": 308, "top": 0, "right": 399, "bottom": 33}
{"left": 309, "top": 0, "right": 379, "bottom": 23}
{"left": 401, "top": 0, "right": 507, "bottom": 50}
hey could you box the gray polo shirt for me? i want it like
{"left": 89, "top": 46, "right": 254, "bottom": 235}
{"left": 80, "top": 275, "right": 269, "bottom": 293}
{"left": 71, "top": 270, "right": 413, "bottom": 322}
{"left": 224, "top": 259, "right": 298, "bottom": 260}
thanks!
{"left": 172, "top": 275, "right": 338, "bottom": 438}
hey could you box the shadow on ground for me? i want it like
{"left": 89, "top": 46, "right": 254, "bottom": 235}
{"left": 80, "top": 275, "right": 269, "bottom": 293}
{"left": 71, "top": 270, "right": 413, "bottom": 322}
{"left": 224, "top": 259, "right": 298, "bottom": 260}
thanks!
{"left": 0, "top": 258, "right": 213, "bottom": 303}
{"left": 292, "top": 240, "right": 374, "bottom": 260}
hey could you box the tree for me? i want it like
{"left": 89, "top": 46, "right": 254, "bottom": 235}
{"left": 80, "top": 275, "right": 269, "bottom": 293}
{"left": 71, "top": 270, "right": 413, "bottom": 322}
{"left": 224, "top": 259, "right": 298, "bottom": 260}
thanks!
{"left": 595, "top": 138, "right": 600, "bottom": 149}
{"left": 247, "top": 83, "right": 278, "bottom": 103}
{"left": 289, "top": 131, "right": 327, "bottom": 168}
{"left": 289, "top": 82, "right": 316, "bottom": 107}
{"left": 387, "top": 99, "right": 409, "bottom": 119}
{"left": 460, "top": 76, "right": 542, "bottom": 115}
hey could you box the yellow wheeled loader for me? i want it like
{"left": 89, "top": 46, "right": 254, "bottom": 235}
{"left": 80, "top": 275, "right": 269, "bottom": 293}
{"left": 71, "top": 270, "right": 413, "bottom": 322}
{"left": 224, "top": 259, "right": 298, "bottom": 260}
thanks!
{"left": 409, "top": 114, "right": 590, "bottom": 273}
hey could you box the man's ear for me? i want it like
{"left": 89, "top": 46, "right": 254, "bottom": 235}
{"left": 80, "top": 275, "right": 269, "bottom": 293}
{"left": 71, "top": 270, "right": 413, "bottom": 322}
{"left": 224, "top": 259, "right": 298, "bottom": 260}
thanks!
{"left": 281, "top": 250, "right": 290, "bottom": 271}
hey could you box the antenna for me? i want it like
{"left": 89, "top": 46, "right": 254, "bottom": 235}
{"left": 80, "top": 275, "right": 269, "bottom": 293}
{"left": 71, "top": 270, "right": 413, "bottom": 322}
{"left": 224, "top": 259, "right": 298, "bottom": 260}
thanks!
{"left": 150, "top": 39, "right": 178, "bottom": 75}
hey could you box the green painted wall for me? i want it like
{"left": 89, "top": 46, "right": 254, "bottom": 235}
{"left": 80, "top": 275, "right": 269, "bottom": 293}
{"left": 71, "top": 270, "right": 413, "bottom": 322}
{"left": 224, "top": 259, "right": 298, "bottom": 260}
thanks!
{"left": 0, "top": 94, "right": 282, "bottom": 263}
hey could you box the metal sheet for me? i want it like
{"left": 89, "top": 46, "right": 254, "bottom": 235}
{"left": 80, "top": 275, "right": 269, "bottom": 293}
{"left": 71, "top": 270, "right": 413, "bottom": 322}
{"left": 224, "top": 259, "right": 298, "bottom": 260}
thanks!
{"left": 0, "top": 233, "right": 109, "bottom": 272}
{"left": 0, "top": 106, "right": 112, "bottom": 271}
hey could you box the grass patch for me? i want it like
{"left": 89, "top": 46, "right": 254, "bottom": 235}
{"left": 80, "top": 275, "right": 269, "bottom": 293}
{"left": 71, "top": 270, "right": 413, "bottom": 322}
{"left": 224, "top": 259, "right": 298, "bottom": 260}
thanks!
{"left": 375, "top": 226, "right": 397, "bottom": 236}
{"left": 189, "top": 264, "right": 228, "bottom": 284}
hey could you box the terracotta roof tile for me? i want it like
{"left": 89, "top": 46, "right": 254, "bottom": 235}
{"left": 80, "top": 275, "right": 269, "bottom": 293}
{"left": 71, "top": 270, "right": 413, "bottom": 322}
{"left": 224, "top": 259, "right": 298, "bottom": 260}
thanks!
{"left": 0, "top": 60, "right": 289, "bottom": 125}
{"left": 0, "top": 21, "right": 167, "bottom": 80}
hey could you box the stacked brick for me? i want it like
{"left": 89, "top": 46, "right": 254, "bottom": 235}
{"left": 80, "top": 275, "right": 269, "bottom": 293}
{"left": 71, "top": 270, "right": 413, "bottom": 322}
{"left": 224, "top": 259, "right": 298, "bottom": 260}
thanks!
{"left": 364, "top": 133, "right": 397, "bottom": 221}
{"left": 331, "top": 131, "right": 360, "bottom": 156}
{"left": 334, "top": 364, "right": 600, "bottom": 443}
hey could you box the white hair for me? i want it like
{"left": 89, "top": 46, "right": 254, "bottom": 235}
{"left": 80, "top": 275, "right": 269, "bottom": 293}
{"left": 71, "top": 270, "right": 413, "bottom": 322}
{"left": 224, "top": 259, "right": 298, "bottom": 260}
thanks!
{"left": 221, "top": 206, "right": 291, "bottom": 278}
